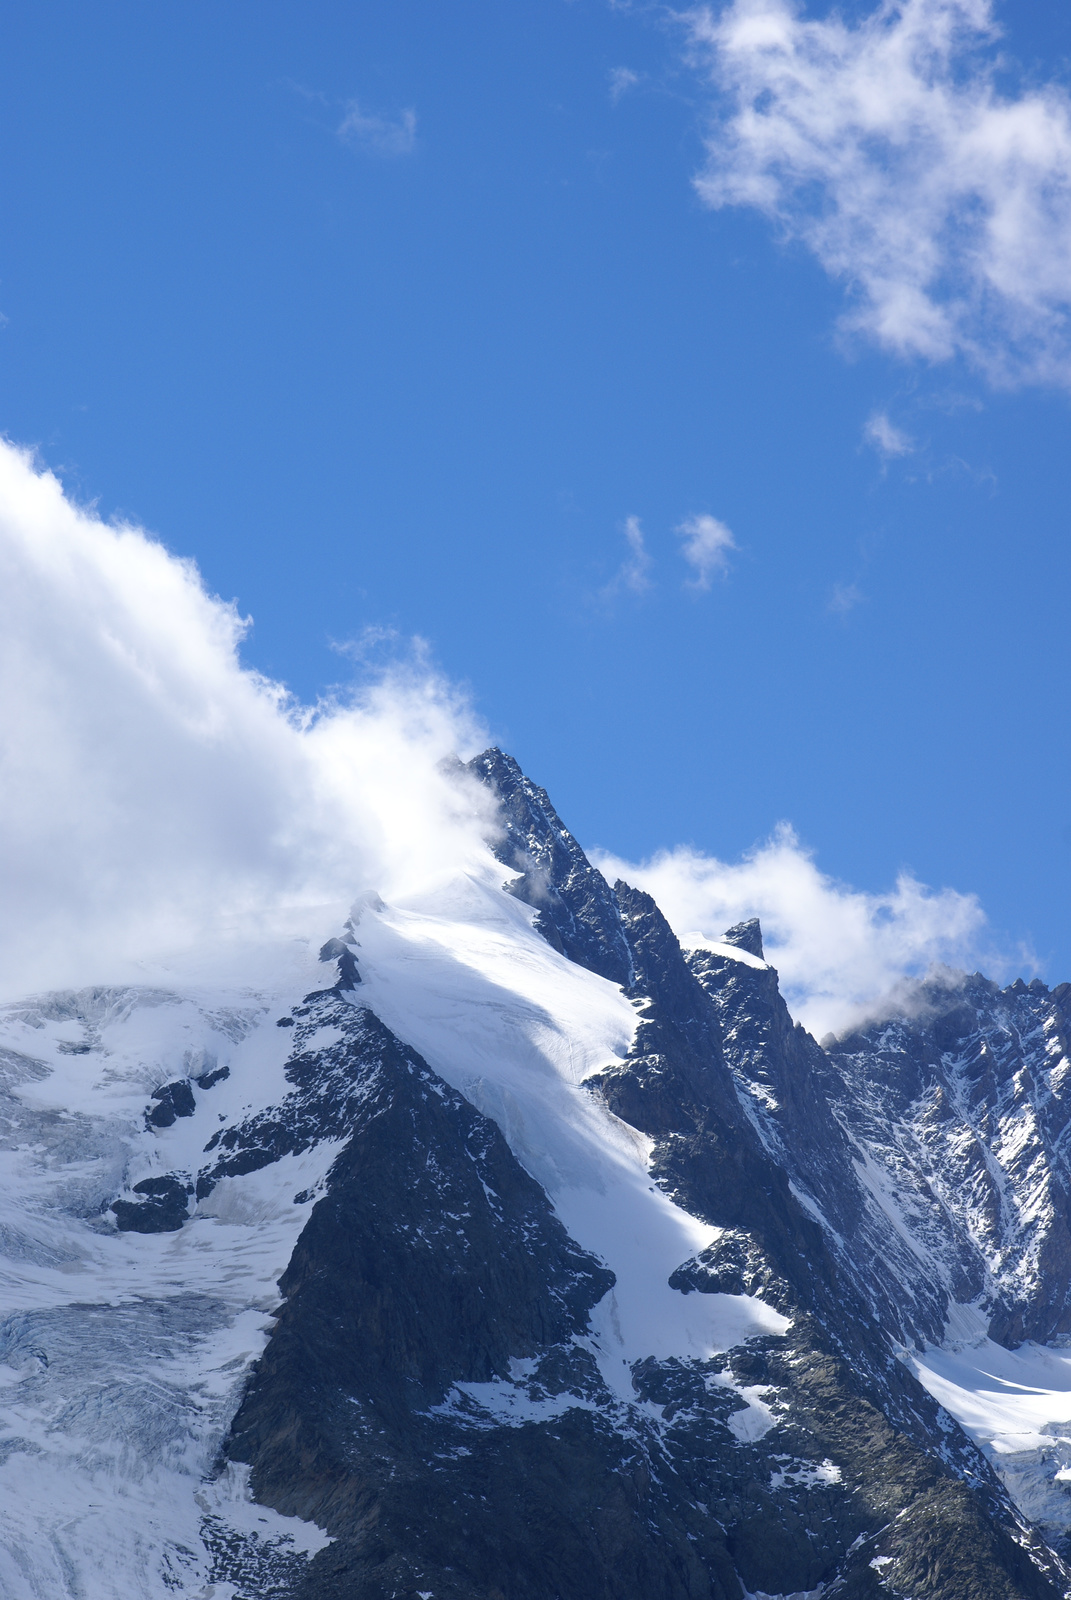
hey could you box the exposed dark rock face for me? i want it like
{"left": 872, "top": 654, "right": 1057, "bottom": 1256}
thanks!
{"left": 582, "top": 886, "right": 1065, "bottom": 1599}
{"left": 217, "top": 984, "right": 1059, "bottom": 1600}
{"left": 590, "top": 886, "right": 896, "bottom": 1359}
{"left": 467, "top": 747, "right": 633, "bottom": 986}
{"left": 720, "top": 918, "right": 764, "bottom": 959}
{"left": 147, "top": 1078, "right": 195, "bottom": 1127}
{"left": 686, "top": 939, "right": 959, "bottom": 1350}
{"left": 194, "top": 1064, "right": 230, "bottom": 1089}
{"left": 112, "top": 1175, "right": 190, "bottom": 1232}
{"left": 822, "top": 976, "right": 1071, "bottom": 1351}
{"left": 195, "top": 1001, "right": 469, "bottom": 1197}
{"left": 317, "top": 936, "right": 361, "bottom": 992}
{"left": 691, "top": 945, "right": 1071, "bottom": 1354}
{"left": 466, "top": 753, "right": 1068, "bottom": 1594}
{"left": 218, "top": 995, "right": 661, "bottom": 1600}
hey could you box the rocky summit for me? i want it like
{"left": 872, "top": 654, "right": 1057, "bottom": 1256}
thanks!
{"left": 2, "top": 751, "right": 1071, "bottom": 1600}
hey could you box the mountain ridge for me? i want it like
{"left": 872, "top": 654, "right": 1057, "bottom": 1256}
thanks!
{"left": 0, "top": 749, "right": 1069, "bottom": 1598}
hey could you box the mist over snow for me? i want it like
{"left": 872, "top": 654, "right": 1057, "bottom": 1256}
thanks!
{"left": 592, "top": 825, "right": 991, "bottom": 1039}
{"left": 0, "top": 439, "right": 496, "bottom": 1000}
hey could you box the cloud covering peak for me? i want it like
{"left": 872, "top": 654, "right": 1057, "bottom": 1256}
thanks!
{"left": 0, "top": 441, "right": 492, "bottom": 998}
{"left": 0, "top": 439, "right": 1002, "bottom": 1035}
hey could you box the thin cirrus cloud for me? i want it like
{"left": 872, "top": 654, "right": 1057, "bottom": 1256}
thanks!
{"left": 864, "top": 411, "right": 914, "bottom": 458}
{"left": 602, "top": 514, "right": 653, "bottom": 597}
{"left": 677, "top": 512, "right": 737, "bottom": 588}
{"left": 337, "top": 100, "right": 417, "bottom": 156}
{"left": 685, "top": 0, "right": 1071, "bottom": 388}
{"left": 603, "top": 512, "right": 736, "bottom": 597}
{"left": 827, "top": 580, "right": 864, "bottom": 615}
{"left": 609, "top": 66, "right": 642, "bottom": 102}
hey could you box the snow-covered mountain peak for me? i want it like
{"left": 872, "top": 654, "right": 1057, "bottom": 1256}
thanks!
{"left": 2, "top": 751, "right": 1070, "bottom": 1600}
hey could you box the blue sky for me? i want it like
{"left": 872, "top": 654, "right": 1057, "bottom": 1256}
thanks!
{"left": 1, "top": 0, "right": 1069, "bottom": 984}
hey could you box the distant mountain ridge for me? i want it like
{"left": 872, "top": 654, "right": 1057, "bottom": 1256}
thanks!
{"left": 1, "top": 749, "right": 1070, "bottom": 1599}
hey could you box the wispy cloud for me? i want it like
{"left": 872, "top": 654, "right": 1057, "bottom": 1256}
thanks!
{"left": 338, "top": 100, "right": 417, "bottom": 157}
{"left": 828, "top": 580, "right": 864, "bottom": 615}
{"left": 677, "top": 512, "right": 736, "bottom": 588}
{"left": 686, "top": 0, "right": 1071, "bottom": 388}
{"left": 609, "top": 66, "right": 642, "bottom": 102}
{"left": 864, "top": 410, "right": 914, "bottom": 458}
{"left": 602, "top": 515, "right": 653, "bottom": 598}
{"left": 593, "top": 824, "right": 991, "bottom": 1038}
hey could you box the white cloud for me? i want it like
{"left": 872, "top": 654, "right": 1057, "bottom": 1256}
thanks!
{"left": 0, "top": 440, "right": 1006, "bottom": 1041}
{"left": 593, "top": 824, "right": 990, "bottom": 1039}
{"left": 338, "top": 101, "right": 417, "bottom": 156}
{"left": 603, "top": 514, "right": 653, "bottom": 597}
{"left": 687, "top": 0, "right": 1071, "bottom": 387}
{"left": 677, "top": 512, "right": 736, "bottom": 587}
{"left": 864, "top": 410, "right": 914, "bottom": 457}
{"left": 0, "top": 441, "right": 493, "bottom": 999}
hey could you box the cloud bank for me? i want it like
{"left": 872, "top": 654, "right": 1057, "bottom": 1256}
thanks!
{"left": 687, "top": 0, "right": 1071, "bottom": 387}
{"left": 594, "top": 824, "right": 989, "bottom": 1038}
{"left": 0, "top": 439, "right": 1000, "bottom": 1034}
{"left": 0, "top": 441, "right": 491, "bottom": 999}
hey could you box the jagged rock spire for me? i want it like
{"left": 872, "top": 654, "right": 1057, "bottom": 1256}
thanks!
{"left": 721, "top": 918, "right": 764, "bottom": 960}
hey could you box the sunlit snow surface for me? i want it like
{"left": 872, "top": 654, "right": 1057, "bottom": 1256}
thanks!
{"left": 896, "top": 1299, "right": 1069, "bottom": 1536}
{"left": 908, "top": 1310, "right": 1071, "bottom": 1535}
{"left": 0, "top": 865, "right": 789, "bottom": 1597}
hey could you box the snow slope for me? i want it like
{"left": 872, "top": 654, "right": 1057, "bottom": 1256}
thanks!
{"left": 910, "top": 1312, "right": 1071, "bottom": 1541}
{"left": 354, "top": 870, "right": 790, "bottom": 1399}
